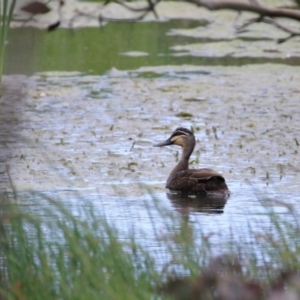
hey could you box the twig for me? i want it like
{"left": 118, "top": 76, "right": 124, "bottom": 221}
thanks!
{"left": 237, "top": 15, "right": 300, "bottom": 43}
{"left": 72, "top": 0, "right": 160, "bottom": 26}
{"left": 105, "top": 0, "right": 160, "bottom": 14}
{"left": 262, "top": 18, "right": 300, "bottom": 43}
{"left": 186, "top": 0, "right": 300, "bottom": 22}
{"left": 236, "top": 15, "right": 265, "bottom": 32}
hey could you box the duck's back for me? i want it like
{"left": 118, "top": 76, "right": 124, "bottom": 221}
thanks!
{"left": 166, "top": 168, "right": 229, "bottom": 196}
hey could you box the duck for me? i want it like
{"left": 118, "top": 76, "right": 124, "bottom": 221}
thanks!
{"left": 154, "top": 127, "right": 230, "bottom": 197}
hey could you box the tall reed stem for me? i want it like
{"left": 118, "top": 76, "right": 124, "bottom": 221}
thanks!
{"left": 0, "top": 0, "right": 16, "bottom": 85}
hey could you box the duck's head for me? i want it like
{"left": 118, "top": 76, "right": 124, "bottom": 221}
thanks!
{"left": 154, "top": 127, "right": 195, "bottom": 148}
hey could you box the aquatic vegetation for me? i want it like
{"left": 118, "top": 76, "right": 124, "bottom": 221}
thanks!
{"left": 0, "top": 0, "right": 16, "bottom": 84}
{"left": 1, "top": 193, "right": 300, "bottom": 300}
{"left": 175, "top": 112, "right": 193, "bottom": 118}
{"left": 0, "top": 194, "right": 158, "bottom": 300}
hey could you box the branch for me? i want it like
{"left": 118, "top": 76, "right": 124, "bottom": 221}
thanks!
{"left": 103, "top": 0, "right": 160, "bottom": 22}
{"left": 261, "top": 18, "right": 300, "bottom": 43}
{"left": 236, "top": 15, "right": 300, "bottom": 43}
{"left": 23, "top": 0, "right": 300, "bottom": 40}
{"left": 185, "top": 0, "right": 300, "bottom": 22}
{"left": 71, "top": 0, "right": 160, "bottom": 26}
{"left": 106, "top": 0, "right": 157, "bottom": 13}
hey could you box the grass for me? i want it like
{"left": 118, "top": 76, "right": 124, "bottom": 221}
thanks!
{"left": 0, "top": 194, "right": 160, "bottom": 300}
{"left": 0, "top": 0, "right": 16, "bottom": 85}
{"left": 1, "top": 192, "right": 300, "bottom": 300}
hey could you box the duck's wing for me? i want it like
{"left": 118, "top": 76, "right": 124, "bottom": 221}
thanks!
{"left": 166, "top": 168, "right": 227, "bottom": 193}
{"left": 189, "top": 168, "right": 225, "bottom": 181}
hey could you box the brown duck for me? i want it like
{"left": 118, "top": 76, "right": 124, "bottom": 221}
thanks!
{"left": 154, "top": 127, "right": 230, "bottom": 197}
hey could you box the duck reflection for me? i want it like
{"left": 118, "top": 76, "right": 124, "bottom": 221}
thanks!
{"left": 167, "top": 192, "right": 228, "bottom": 214}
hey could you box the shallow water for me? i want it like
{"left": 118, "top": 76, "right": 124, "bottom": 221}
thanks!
{"left": 1, "top": 17, "right": 300, "bottom": 267}
{"left": 2, "top": 65, "right": 299, "bottom": 264}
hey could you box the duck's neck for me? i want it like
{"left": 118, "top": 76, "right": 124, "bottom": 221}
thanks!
{"left": 168, "top": 143, "right": 195, "bottom": 178}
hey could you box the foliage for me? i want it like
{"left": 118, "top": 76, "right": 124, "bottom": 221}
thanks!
{"left": 0, "top": 196, "right": 159, "bottom": 300}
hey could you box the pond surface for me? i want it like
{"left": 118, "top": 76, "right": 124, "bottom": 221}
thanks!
{"left": 1, "top": 14, "right": 300, "bottom": 267}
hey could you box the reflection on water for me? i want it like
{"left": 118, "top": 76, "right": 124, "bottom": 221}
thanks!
{"left": 5, "top": 20, "right": 300, "bottom": 76}
{"left": 167, "top": 192, "right": 227, "bottom": 214}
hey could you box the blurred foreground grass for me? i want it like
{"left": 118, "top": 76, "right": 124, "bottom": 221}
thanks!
{"left": 1, "top": 191, "right": 300, "bottom": 300}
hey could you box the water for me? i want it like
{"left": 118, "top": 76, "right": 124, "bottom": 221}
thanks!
{"left": 1, "top": 19, "right": 300, "bottom": 266}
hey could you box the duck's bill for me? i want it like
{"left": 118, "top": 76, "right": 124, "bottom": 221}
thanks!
{"left": 153, "top": 139, "right": 173, "bottom": 147}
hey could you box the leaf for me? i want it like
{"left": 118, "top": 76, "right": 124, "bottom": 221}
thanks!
{"left": 21, "top": 1, "right": 51, "bottom": 14}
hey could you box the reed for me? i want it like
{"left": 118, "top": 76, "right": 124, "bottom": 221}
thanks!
{"left": 0, "top": 194, "right": 160, "bottom": 300}
{"left": 1, "top": 193, "right": 300, "bottom": 300}
{"left": 0, "top": 0, "right": 16, "bottom": 85}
